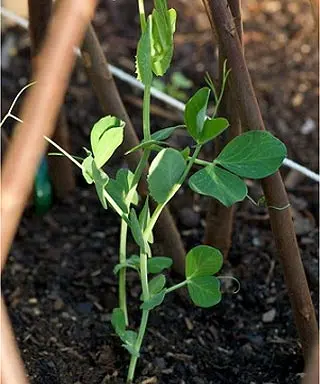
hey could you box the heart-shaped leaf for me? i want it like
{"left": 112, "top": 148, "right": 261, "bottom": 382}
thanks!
{"left": 184, "top": 87, "right": 210, "bottom": 142}
{"left": 215, "top": 131, "right": 287, "bottom": 179}
{"left": 147, "top": 257, "right": 173, "bottom": 274}
{"left": 189, "top": 164, "right": 247, "bottom": 207}
{"left": 90, "top": 116, "right": 125, "bottom": 169}
{"left": 148, "top": 148, "right": 186, "bottom": 203}
{"left": 140, "top": 290, "right": 166, "bottom": 310}
{"left": 185, "top": 245, "right": 223, "bottom": 279}
{"left": 199, "top": 117, "right": 229, "bottom": 144}
{"left": 187, "top": 276, "right": 221, "bottom": 308}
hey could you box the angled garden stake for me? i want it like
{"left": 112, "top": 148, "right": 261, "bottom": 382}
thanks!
{"left": 204, "top": 0, "right": 243, "bottom": 257}
{"left": 28, "top": 0, "right": 75, "bottom": 199}
{"left": 202, "top": 0, "right": 318, "bottom": 361}
{"left": 49, "top": 0, "right": 289, "bottom": 381}
{"left": 1, "top": 0, "right": 97, "bottom": 382}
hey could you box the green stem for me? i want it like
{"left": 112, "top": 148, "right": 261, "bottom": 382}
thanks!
{"left": 138, "top": 0, "right": 147, "bottom": 32}
{"left": 127, "top": 310, "right": 149, "bottom": 382}
{"left": 143, "top": 84, "right": 151, "bottom": 141}
{"left": 119, "top": 219, "right": 129, "bottom": 325}
{"left": 166, "top": 280, "right": 188, "bottom": 294}
{"left": 127, "top": 249, "right": 149, "bottom": 382}
{"left": 140, "top": 251, "right": 150, "bottom": 300}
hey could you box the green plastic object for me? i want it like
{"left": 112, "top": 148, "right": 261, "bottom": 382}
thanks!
{"left": 34, "top": 157, "right": 53, "bottom": 215}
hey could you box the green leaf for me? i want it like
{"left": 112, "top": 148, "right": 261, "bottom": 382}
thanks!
{"left": 147, "top": 257, "right": 173, "bottom": 274}
{"left": 123, "top": 344, "right": 140, "bottom": 358}
{"left": 189, "top": 164, "right": 247, "bottom": 207}
{"left": 140, "top": 290, "right": 166, "bottom": 310}
{"left": 136, "top": 17, "right": 153, "bottom": 85}
{"left": 148, "top": 148, "right": 186, "bottom": 203}
{"left": 149, "top": 274, "right": 166, "bottom": 295}
{"left": 90, "top": 116, "right": 125, "bottom": 169}
{"left": 184, "top": 87, "right": 210, "bottom": 142}
{"left": 111, "top": 308, "right": 126, "bottom": 336}
{"left": 129, "top": 209, "right": 145, "bottom": 252}
{"left": 125, "top": 140, "right": 166, "bottom": 155}
{"left": 187, "top": 276, "right": 221, "bottom": 308}
{"left": 215, "top": 131, "right": 287, "bottom": 179}
{"left": 106, "top": 169, "right": 138, "bottom": 213}
{"left": 92, "top": 161, "right": 109, "bottom": 209}
{"left": 82, "top": 155, "right": 94, "bottom": 184}
{"left": 200, "top": 117, "right": 229, "bottom": 144}
{"left": 114, "top": 254, "right": 141, "bottom": 274}
{"left": 121, "top": 330, "right": 139, "bottom": 357}
{"left": 150, "top": 1, "right": 176, "bottom": 76}
{"left": 139, "top": 197, "right": 153, "bottom": 243}
{"left": 121, "top": 330, "right": 137, "bottom": 345}
{"left": 185, "top": 245, "right": 223, "bottom": 279}
{"left": 140, "top": 274, "right": 166, "bottom": 300}
{"left": 113, "top": 262, "right": 138, "bottom": 275}
{"left": 180, "top": 147, "right": 190, "bottom": 160}
{"left": 151, "top": 125, "right": 181, "bottom": 141}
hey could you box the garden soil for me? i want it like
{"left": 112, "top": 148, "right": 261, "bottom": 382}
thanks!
{"left": 1, "top": 0, "right": 318, "bottom": 383}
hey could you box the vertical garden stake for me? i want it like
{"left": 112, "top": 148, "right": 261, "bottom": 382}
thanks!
{"left": 203, "top": 0, "right": 318, "bottom": 360}
{"left": 204, "top": 0, "right": 243, "bottom": 257}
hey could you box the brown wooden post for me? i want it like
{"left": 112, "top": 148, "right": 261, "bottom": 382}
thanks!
{"left": 1, "top": 297, "right": 29, "bottom": 384}
{"left": 28, "top": 0, "right": 75, "bottom": 198}
{"left": 204, "top": 0, "right": 243, "bottom": 257}
{"left": 202, "top": 0, "right": 318, "bottom": 360}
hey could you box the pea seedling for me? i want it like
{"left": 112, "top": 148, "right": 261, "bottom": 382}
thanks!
{"left": 48, "top": 0, "right": 287, "bottom": 381}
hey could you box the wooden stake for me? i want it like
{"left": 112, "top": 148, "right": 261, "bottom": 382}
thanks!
{"left": 203, "top": 0, "right": 318, "bottom": 360}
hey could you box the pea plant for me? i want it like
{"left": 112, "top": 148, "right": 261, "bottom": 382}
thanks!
{"left": 47, "top": 0, "right": 286, "bottom": 381}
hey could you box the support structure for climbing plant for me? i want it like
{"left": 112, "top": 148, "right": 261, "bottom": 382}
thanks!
{"left": 202, "top": 0, "right": 318, "bottom": 360}
{"left": 1, "top": 1, "right": 97, "bottom": 381}
{"left": 204, "top": 0, "right": 243, "bottom": 257}
{"left": 28, "top": 0, "right": 75, "bottom": 198}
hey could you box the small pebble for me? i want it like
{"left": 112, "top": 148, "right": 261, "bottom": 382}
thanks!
{"left": 262, "top": 308, "right": 276, "bottom": 323}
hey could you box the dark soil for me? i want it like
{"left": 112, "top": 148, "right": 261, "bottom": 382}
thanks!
{"left": 1, "top": 0, "right": 319, "bottom": 383}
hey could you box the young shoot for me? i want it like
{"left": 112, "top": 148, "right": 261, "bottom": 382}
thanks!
{"left": 46, "top": 0, "right": 287, "bottom": 381}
